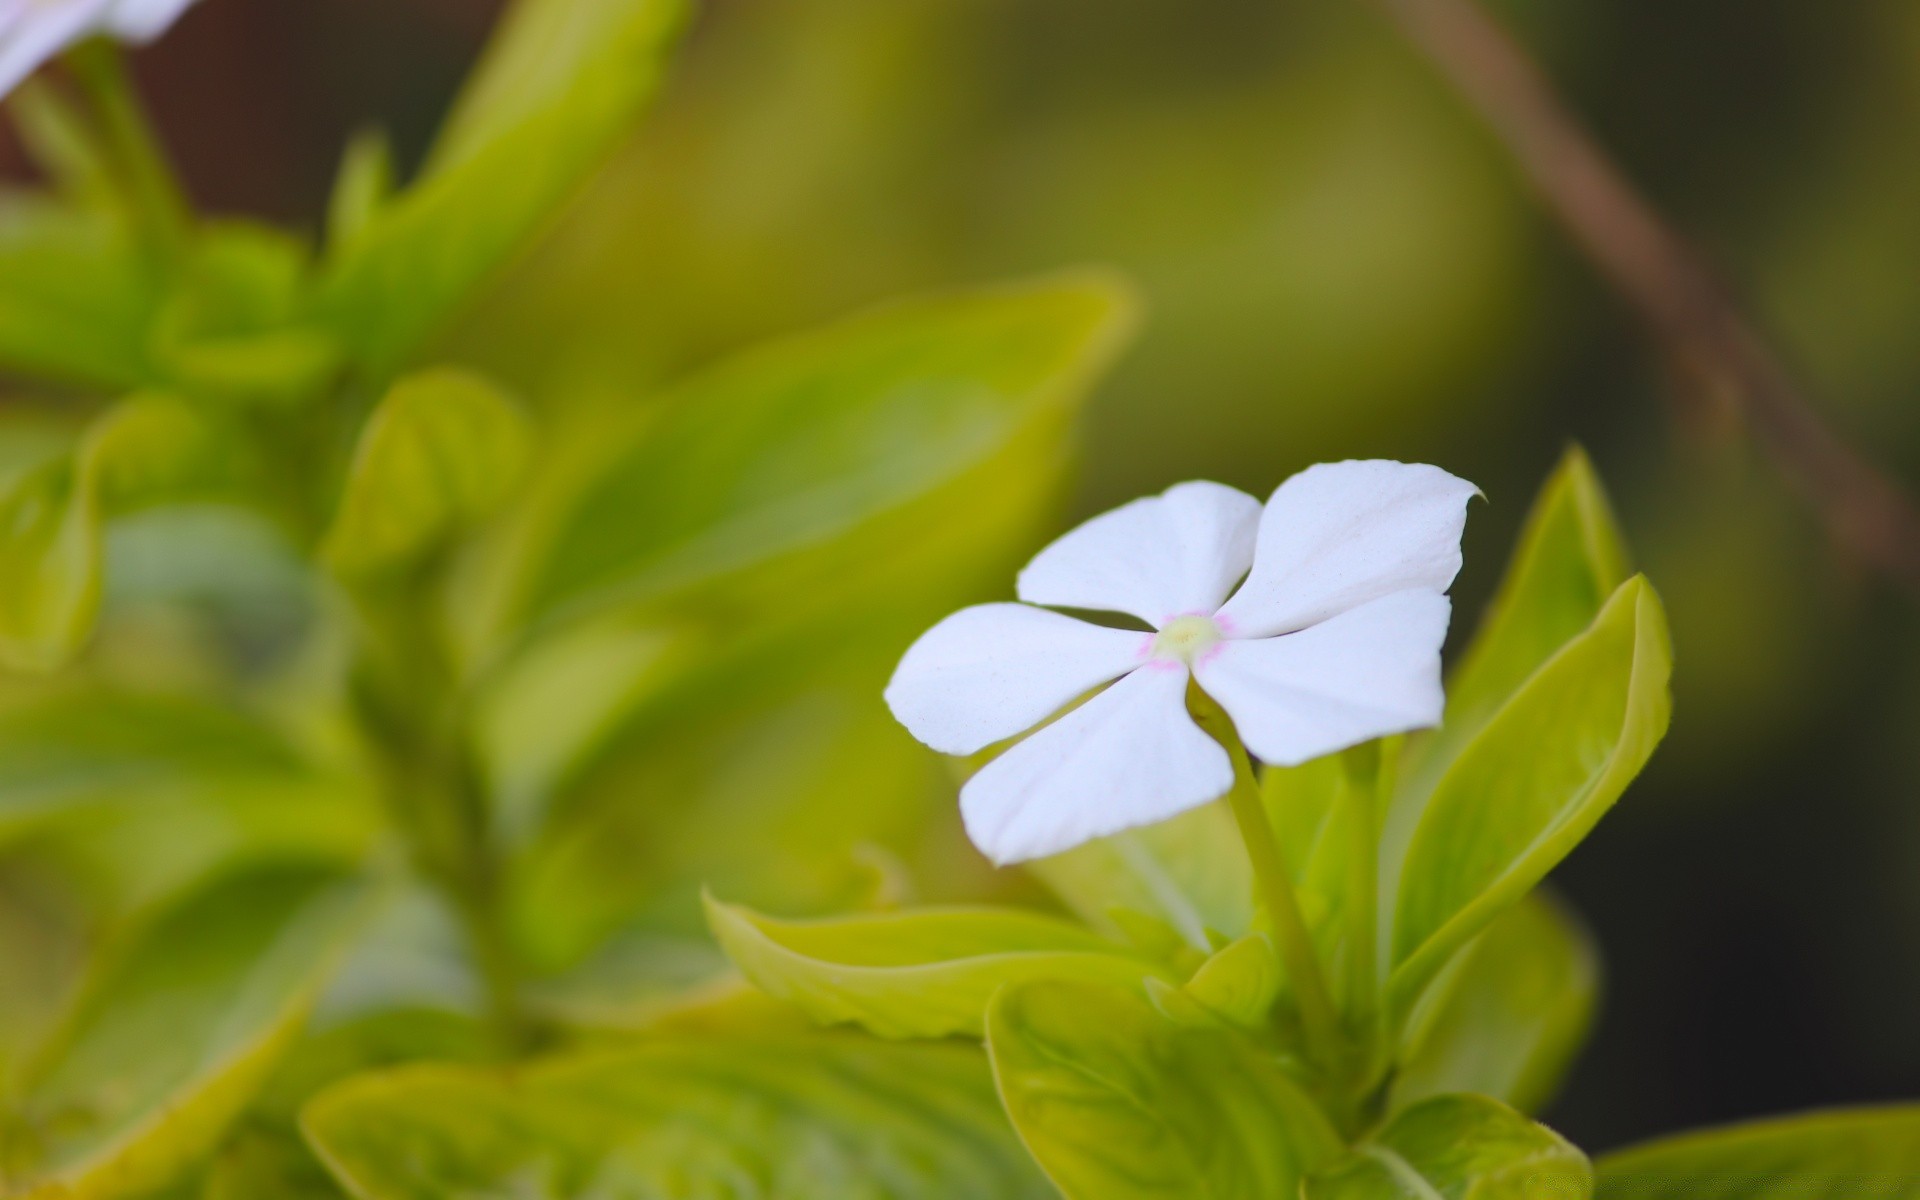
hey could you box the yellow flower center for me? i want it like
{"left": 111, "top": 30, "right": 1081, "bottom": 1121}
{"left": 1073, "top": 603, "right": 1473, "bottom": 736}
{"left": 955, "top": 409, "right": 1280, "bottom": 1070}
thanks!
{"left": 1151, "top": 614, "right": 1222, "bottom": 665}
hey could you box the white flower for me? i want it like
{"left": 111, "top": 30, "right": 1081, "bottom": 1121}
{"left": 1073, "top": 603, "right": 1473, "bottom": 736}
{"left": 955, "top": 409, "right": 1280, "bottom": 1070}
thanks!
{"left": 886, "top": 460, "right": 1477, "bottom": 865}
{"left": 1, "top": 0, "right": 199, "bottom": 100}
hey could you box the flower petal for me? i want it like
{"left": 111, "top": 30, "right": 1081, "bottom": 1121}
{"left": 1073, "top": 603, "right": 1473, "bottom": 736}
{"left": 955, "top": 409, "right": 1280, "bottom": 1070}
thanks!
{"left": 885, "top": 603, "right": 1147, "bottom": 756}
{"left": 960, "top": 664, "right": 1233, "bottom": 865}
{"left": 0, "top": 0, "right": 115, "bottom": 100}
{"left": 1196, "top": 590, "right": 1451, "bottom": 767}
{"left": 1215, "top": 460, "right": 1477, "bottom": 639}
{"left": 1016, "top": 480, "right": 1261, "bottom": 628}
{"left": 106, "top": 0, "right": 198, "bottom": 41}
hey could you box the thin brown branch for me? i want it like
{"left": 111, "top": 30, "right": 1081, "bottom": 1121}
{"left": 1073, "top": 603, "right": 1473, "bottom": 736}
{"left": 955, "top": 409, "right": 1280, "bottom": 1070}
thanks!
{"left": 1372, "top": 0, "right": 1920, "bottom": 596}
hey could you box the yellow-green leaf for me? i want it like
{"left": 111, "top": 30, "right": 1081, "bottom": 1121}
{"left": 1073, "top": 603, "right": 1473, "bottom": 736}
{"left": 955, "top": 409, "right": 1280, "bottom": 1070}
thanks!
{"left": 1393, "top": 894, "right": 1598, "bottom": 1115}
{"left": 987, "top": 978, "right": 1342, "bottom": 1200}
{"left": 1390, "top": 575, "right": 1671, "bottom": 1018}
{"left": 707, "top": 896, "right": 1164, "bottom": 1040}
{"left": 301, "top": 1036, "right": 1053, "bottom": 1199}
{"left": 1305, "top": 1094, "right": 1591, "bottom": 1200}
{"left": 322, "top": 368, "right": 532, "bottom": 576}
{"left": 1595, "top": 1107, "right": 1920, "bottom": 1199}
{"left": 318, "top": 0, "right": 689, "bottom": 371}
{"left": 2, "top": 866, "right": 372, "bottom": 1199}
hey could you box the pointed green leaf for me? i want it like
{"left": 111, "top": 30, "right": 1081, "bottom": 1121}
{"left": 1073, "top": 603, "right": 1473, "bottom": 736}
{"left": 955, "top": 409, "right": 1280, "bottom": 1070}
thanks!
{"left": 707, "top": 896, "right": 1166, "bottom": 1040}
{"left": 318, "top": 0, "right": 689, "bottom": 371}
{"left": 322, "top": 368, "right": 533, "bottom": 576}
{"left": 325, "top": 132, "right": 396, "bottom": 253}
{"left": 987, "top": 978, "right": 1342, "bottom": 1200}
{"left": 1440, "top": 446, "right": 1630, "bottom": 763}
{"left": 2, "top": 866, "right": 372, "bottom": 1199}
{"left": 513, "top": 274, "right": 1135, "bottom": 626}
{"left": 1595, "top": 1107, "right": 1920, "bottom": 1199}
{"left": 1385, "top": 448, "right": 1633, "bottom": 926}
{"left": 1390, "top": 575, "right": 1671, "bottom": 1016}
{"left": 301, "top": 1036, "right": 1053, "bottom": 1199}
{"left": 1393, "top": 894, "right": 1598, "bottom": 1116}
{"left": 1305, "top": 1094, "right": 1591, "bottom": 1199}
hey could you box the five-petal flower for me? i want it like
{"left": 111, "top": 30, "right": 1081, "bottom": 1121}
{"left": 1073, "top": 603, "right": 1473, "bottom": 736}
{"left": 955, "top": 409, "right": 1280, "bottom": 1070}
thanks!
{"left": 1, "top": 0, "right": 199, "bottom": 100}
{"left": 885, "top": 460, "right": 1478, "bottom": 865}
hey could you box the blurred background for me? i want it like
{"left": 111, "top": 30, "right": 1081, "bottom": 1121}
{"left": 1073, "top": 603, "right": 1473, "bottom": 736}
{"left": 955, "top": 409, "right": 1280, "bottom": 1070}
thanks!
{"left": 5, "top": 0, "right": 1918, "bottom": 1155}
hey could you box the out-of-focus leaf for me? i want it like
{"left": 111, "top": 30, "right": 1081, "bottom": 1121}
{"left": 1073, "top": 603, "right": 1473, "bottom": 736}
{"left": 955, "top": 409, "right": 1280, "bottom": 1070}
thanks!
{"left": 325, "top": 132, "right": 396, "bottom": 254}
{"left": 0, "top": 197, "right": 159, "bottom": 390}
{"left": 302, "top": 1035, "right": 1054, "bottom": 1199}
{"left": 148, "top": 223, "right": 338, "bottom": 404}
{"left": 1390, "top": 576, "right": 1671, "bottom": 1016}
{"left": 986, "top": 978, "right": 1342, "bottom": 1200}
{"left": 706, "top": 896, "right": 1164, "bottom": 1039}
{"left": 0, "top": 394, "right": 254, "bottom": 672}
{"left": 1, "top": 866, "right": 372, "bottom": 1199}
{"left": 0, "top": 457, "right": 100, "bottom": 673}
{"left": 0, "top": 869, "right": 88, "bottom": 1091}
{"left": 1304, "top": 1094, "right": 1591, "bottom": 1199}
{"left": 507, "top": 679, "right": 941, "bottom": 974}
{"left": 1393, "top": 894, "right": 1598, "bottom": 1116}
{"left": 5, "top": 84, "right": 116, "bottom": 210}
{"left": 0, "top": 688, "right": 346, "bottom": 842}
{"left": 1177, "top": 933, "right": 1280, "bottom": 1030}
{"left": 512, "top": 273, "right": 1138, "bottom": 633}
{"left": 318, "top": 0, "right": 689, "bottom": 372}
{"left": 321, "top": 368, "right": 532, "bottom": 576}
{"left": 1594, "top": 1107, "right": 1920, "bottom": 1199}
{"left": 1028, "top": 803, "right": 1252, "bottom": 950}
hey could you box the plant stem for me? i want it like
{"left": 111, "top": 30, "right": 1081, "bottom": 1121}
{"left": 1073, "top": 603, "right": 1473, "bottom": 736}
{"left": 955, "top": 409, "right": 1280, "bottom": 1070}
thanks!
{"left": 63, "top": 39, "right": 190, "bottom": 256}
{"left": 1190, "top": 689, "right": 1344, "bottom": 1066}
{"left": 347, "top": 575, "right": 529, "bottom": 1052}
{"left": 1339, "top": 745, "right": 1381, "bottom": 1034}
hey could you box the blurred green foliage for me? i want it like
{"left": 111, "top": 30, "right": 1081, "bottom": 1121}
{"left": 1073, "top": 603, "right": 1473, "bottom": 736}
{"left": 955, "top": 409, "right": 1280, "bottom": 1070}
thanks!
{"left": 2, "top": 0, "right": 1919, "bottom": 1195}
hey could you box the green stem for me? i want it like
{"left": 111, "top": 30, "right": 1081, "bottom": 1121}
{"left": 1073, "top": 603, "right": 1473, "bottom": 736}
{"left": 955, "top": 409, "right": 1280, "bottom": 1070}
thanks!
{"left": 64, "top": 39, "right": 190, "bottom": 255}
{"left": 348, "top": 576, "right": 529, "bottom": 1052}
{"left": 1339, "top": 745, "right": 1381, "bottom": 1035}
{"left": 1190, "top": 689, "right": 1344, "bottom": 1066}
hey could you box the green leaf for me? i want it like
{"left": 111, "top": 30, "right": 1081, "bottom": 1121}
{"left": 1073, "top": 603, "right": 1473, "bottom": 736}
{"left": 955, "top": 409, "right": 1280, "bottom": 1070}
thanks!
{"left": 1390, "top": 575, "right": 1671, "bottom": 1016}
{"left": 1384, "top": 449, "right": 1632, "bottom": 940}
{"left": 2, "top": 865, "right": 373, "bottom": 1199}
{"left": 1393, "top": 894, "right": 1598, "bottom": 1116}
{"left": 321, "top": 368, "right": 533, "bottom": 576}
{"left": 325, "top": 132, "right": 396, "bottom": 253}
{"left": 1305, "top": 1094, "right": 1591, "bottom": 1200}
{"left": 1437, "top": 446, "right": 1630, "bottom": 768}
{"left": 147, "top": 222, "right": 339, "bottom": 404}
{"left": 1028, "top": 803, "right": 1252, "bottom": 950}
{"left": 301, "top": 1035, "right": 1053, "bottom": 1199}
{"left": 1178, "top": 934, "right": 1281, "bottom": 1029}
{"left": 0, "top": 456, "right": 100, "bottom": 673}
{"left": 987, "top": 978, "right": 1342, "bottom": 1200}
{"left": 0, "top": 687, "right": 361, "bottom": 857}
{"left": 317, "top": 0, "right": 689, "bottom": 372}
{"left": 1594, "top": 1107, "right": 1920, "bottom": 1199}
{"left": 0, "top": 393, "right": 254, "bottom": 671}
{"left": 0, "top": 868, "right": 88, "bottom": 1092}
{"left": 514, "top": 273, "right": 1139, "bottom": 631}
{"left": 706, "top": 896, "right": 1165, "bottom": 1040}
{"left": 0, "top": 197, "right": 160, "bottom": 390}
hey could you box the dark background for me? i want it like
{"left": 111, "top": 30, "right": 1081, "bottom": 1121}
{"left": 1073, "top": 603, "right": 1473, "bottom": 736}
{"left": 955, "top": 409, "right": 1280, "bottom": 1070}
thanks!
{"left": 7, "top": 0, "right": 1917, "bottom": 1154}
